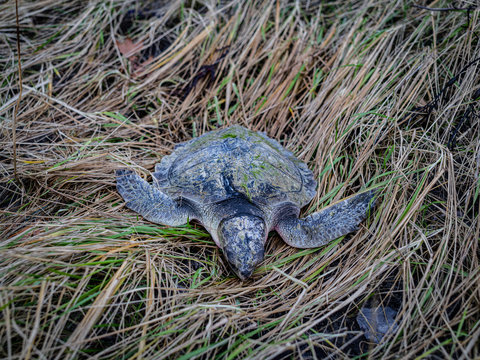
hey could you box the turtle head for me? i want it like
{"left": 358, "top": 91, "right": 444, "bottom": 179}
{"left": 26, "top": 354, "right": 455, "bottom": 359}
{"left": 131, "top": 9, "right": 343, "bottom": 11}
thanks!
{"left": 218, "top": 215, "right": 266, "bottom": 280}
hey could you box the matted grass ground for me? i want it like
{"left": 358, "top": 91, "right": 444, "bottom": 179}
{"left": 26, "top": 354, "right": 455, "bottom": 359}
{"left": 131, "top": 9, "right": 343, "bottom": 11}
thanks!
{"left": 1, "top": 0, "right": 479, "bottom": 358}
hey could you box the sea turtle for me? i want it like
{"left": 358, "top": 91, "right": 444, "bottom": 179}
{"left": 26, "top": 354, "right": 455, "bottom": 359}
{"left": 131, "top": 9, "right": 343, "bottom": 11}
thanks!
{"left": 116, "top": 125, "right": 376, "bottom": 280}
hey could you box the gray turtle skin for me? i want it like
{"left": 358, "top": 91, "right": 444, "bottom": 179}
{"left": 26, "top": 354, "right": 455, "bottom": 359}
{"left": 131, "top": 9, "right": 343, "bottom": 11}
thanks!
{"left": 116, "top": 125, "right": 376, "bottom": 280}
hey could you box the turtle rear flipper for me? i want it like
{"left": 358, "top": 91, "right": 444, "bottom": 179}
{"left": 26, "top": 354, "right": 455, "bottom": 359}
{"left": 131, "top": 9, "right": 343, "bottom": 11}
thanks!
{"left": 276, "top": 190, "right": 377, "bottom": 248}
{"left": 116, "top": 169, "right": 194, "bottom": 226}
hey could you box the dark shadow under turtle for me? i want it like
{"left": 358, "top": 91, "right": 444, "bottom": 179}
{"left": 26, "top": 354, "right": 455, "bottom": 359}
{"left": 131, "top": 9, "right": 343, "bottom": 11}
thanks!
{"left": 116, "top": 125, "right": 377, "bottom": 280}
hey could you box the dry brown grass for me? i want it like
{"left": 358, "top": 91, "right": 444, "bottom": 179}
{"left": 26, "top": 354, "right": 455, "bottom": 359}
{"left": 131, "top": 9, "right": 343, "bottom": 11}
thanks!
{"left": 1, "top": 0, "right": 479, "bottom": 358}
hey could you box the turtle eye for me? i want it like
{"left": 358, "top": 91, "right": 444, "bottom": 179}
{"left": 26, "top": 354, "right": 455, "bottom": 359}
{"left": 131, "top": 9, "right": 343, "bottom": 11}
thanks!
{"left": 224, "top": 248, "right": 235, "bottom": 263}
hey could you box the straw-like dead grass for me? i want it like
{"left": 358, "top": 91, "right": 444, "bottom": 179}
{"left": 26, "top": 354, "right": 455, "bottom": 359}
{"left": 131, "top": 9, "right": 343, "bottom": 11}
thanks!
{"left": 1, "top": 0, "right": 479, "bottom": 358}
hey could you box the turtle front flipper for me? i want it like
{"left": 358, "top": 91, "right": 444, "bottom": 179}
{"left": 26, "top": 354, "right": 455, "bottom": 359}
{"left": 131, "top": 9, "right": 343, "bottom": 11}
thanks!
{"left": 276, "top": 190, "right": 377, "bottom": 248}
{"left": 116, "top": 169, "right": 194, "bottom": 226}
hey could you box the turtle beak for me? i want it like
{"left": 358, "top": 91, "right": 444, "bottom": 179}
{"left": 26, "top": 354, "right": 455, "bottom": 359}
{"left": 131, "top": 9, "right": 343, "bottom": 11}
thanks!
{"left": 225, "top": 251, "right": 259, "bottom": 280}
{"left": 234, "top": 265, "right": 255, "bottom": 281}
